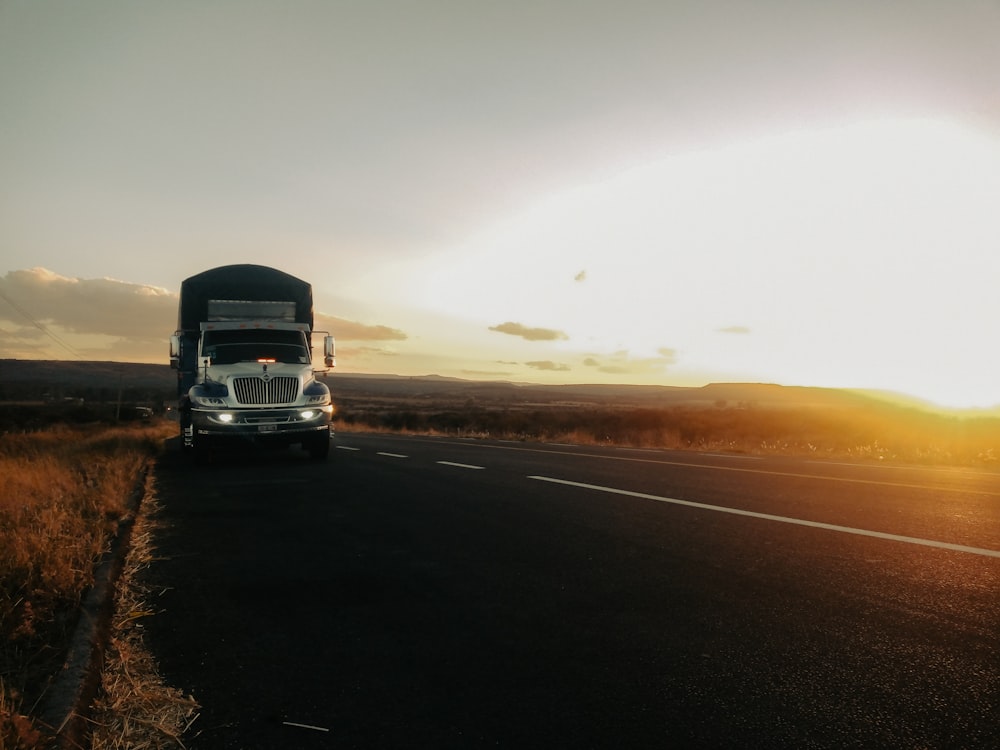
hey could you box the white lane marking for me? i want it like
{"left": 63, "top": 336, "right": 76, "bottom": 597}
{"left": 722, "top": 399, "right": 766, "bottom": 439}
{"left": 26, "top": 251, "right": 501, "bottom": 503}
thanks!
{"left": 282, "top": 721, "right": 330, "bottom": 733}
{"left": 438, "top": 461, "right": 485, "bottom": 470}
{"left": 377, "top": 452, "right": 408, "bottom": 458}
{"left": 345, "top": 435, "right": 1000, "bottom": 495}
{"left": 215, "top": 479, "right": 309, "bottom": 486}
{"left": 805, "top": 460, "right": 1000, "bottom": 479}
{"left": 528, "top": 476, "right": 1000, "bottom": 559}
{"left": 336, "top": 445, "right": 361, "bottom": 451}
{"left": 455, "top": 443, "right": 1000, "bottom": 496}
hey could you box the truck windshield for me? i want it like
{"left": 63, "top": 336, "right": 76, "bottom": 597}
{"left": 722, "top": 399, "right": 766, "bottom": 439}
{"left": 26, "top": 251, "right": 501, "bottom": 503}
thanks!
{"left": 202, "top": 330, "right": 310, "bottom": 365}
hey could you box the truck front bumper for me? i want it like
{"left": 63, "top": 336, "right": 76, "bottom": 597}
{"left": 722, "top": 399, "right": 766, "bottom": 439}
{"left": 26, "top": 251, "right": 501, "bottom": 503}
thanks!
{"left": 191, "top": 404, "right": 333, "bottom": 441}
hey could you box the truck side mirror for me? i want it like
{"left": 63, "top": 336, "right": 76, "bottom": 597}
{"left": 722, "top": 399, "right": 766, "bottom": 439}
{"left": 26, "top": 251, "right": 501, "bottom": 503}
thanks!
{"left": 169, "top": 334, "right": 181, "bottom": 369}
{"left": 324, "top": 335, "right": 336, "bottom": 368}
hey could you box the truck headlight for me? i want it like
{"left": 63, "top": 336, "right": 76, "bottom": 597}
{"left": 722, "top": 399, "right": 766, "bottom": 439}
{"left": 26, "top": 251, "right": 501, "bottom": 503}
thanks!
{"left": 192, "top": 395, "right": 227, "bottom": 407}
{"left": 190, "top": 384, "right": 229, "bottom": 407}
{"left": 299, "top": 404, "right": 333, "bottom": 420}
{"left": 302, "top": 380, "right": 330, "bottom": 406}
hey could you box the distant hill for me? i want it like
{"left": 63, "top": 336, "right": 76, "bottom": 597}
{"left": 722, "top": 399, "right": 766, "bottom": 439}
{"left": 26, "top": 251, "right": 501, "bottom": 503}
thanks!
{"left": 0, "top": 359, "right": 175, "bottom": 391}
{"left": 2, "top": 359, "right": 996, "bottom": 416}
{"left": 322, "top": 374, "right": 936, "bottom": 413}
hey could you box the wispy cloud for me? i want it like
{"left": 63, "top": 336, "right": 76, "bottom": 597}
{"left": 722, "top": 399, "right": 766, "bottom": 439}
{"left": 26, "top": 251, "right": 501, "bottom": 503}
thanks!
{"left": 461, "top": 368, "right": 514, "bottom": 377}
{"left": 583, "top": 348, "right": 678, "bottom": 375}
{"left": 0, "top": 324, "right": 52, "bottom": 356}
{"left": 525, "top": 360, "right": 571, "bottom": 372}
{"left": 489, "top": 321, "right": 569, "bottom": 341}
{"left": 338, "top": 345, "right": 401, "bottom": 358}
{"left": 717, "top": 325, "right": 751, "bottom": 334}
{"left": 315, "top": 313, "right": 406, "bottom": 341}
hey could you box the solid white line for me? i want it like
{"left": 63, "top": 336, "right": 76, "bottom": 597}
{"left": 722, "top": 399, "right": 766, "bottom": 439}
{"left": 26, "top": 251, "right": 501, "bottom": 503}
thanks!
{"left": 377, "top": 452, "right": 408, "bottom": 458}
{"left": 336, "top": 445, "right": 361, "bottom": 451}
{"left": 528, "top": 476, "right": 1000, "bottom": 559}
{"left": 438, "top": 461, "right": 485, "bottom": 470}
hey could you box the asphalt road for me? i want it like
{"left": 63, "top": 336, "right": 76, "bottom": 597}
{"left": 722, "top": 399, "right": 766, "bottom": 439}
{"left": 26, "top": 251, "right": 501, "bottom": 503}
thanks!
{"left": 144, "top": 433, "right": 1000, "bottom": 749}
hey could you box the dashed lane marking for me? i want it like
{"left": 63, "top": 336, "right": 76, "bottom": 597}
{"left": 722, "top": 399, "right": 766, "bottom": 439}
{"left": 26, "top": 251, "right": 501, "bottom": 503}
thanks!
{"left": 282, "top": 722, "right": 330, "bottom": 733}
{"left": 528, "top": 475, "right": 1000, "bottom": 559}
{"left": 377, "top": 452, "right": 408, "bottom": 458}
{"left": 438, "top": 461, "right": 486, "bottom": 470}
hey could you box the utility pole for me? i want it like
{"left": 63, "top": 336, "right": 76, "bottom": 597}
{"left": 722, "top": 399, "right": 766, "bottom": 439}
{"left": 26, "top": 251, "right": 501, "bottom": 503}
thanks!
{"left": 115, "top": 370, "right": 123, "bottom": 422}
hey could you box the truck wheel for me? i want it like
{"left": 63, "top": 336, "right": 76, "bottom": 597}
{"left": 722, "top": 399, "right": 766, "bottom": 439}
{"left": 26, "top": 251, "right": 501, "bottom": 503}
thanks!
{"left": 307, "top": 433, "right": 330, "bottom": 461}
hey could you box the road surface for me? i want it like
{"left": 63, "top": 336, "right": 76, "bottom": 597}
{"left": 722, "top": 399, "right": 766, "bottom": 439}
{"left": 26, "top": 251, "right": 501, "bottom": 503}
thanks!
{"left": 143, "top": 433, "right": 1000, "bottom": 748}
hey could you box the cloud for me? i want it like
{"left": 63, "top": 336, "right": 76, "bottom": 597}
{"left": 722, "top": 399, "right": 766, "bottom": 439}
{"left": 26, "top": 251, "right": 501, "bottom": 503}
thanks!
{"left": 489, "top": 321, "right": 569, "bottom": 341}
{"left": 315, "top": 313, "right": 407, "bottom": 341}
{"left": 461, "top": 368, "right": 514, "bottom": 377}
{"left": 0, "top": 268, "right": 175, "bottom": 342}
{"left": 0, "top": 324, "right": 51, "bottom": 356}
{"left": 584, "top": 348, "right": 678, "bottom": 376}
{"left": 717, "top": 325, "right": 751, "bottom": 334}
{"left": 338, "top": 345, "right": 400, "bottom": 358}
{"left": 525, "top": 360, "right": 571, "bottom": 372}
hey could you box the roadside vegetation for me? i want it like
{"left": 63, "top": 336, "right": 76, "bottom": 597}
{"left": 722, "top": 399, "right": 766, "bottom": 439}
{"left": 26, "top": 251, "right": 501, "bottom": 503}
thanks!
{"left": 0, "top": 418, "right": 174, "bottom": 749}
{"left": 335, "top": 401, "right": 1000, "bottom": 466}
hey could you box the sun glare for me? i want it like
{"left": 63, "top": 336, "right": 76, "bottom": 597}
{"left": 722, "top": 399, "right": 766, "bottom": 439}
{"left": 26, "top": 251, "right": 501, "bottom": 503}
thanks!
{"left": 416, "top": 118, "right": 1000, "bottom": 408}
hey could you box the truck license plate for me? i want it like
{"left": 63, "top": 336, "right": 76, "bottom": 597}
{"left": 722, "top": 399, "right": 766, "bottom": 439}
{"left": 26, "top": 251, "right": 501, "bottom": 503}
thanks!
{"left": 258, "top": 424, "right": 277, "bottom": 433}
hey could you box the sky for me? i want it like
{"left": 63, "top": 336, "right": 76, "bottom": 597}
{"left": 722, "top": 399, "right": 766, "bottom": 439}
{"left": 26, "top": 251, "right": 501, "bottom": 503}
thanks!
{"left": 1, "top": 0, "right": 999, "bottom": 409}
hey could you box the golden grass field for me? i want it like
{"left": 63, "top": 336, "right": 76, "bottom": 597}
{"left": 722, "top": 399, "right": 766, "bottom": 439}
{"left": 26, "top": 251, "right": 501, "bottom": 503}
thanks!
{"left": 334, "top": 400, "right": 1000, "bottom": 466}
{"left": 0, "top": 420, "right": 174, "bottom": 749}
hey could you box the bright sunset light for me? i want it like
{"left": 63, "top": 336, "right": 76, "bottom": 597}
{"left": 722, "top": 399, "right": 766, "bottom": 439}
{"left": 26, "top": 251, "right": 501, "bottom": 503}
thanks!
{"left": 418, "top": 118, "right": 1000, "bottom": 409}
{"left": 1, "top": 1, "right": 999, "bottom": 409}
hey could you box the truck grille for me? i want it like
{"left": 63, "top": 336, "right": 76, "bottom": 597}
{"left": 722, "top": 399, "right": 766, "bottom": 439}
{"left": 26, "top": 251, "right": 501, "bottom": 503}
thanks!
{"left": 232, "top": 376, "right": 298, "bottom": 405}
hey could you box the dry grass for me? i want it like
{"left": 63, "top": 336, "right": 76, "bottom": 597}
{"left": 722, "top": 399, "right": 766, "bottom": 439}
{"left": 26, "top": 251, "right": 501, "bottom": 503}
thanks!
{"left": 334, "top": 402, "right": 1000, "bottom": 466}
{"left": 89, "top": 481, "right": 199, "bottom": 749}
{"left": 0, "top": 420, "right": 175, "bottom": 749}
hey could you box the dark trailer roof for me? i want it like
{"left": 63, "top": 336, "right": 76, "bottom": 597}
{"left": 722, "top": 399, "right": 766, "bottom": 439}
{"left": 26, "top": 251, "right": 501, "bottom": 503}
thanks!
{"left": 177, "top": 264, "right": 313, "bottom": 332}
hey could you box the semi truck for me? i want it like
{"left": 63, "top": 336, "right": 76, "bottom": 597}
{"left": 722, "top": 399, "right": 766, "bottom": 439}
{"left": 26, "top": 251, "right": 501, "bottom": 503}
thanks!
{"left": 170, "top": 264, "right": 335, "bottom": 461}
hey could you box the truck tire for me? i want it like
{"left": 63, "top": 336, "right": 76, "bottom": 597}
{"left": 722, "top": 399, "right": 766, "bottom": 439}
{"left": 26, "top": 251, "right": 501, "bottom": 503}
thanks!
{"left": 307, "top": 433, "right": 330, "bottom": 461}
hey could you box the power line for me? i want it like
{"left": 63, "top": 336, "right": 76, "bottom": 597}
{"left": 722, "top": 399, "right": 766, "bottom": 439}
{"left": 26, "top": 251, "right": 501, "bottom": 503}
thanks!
{"left": 0, "top": 286, "right": 86, "bottom": 359}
